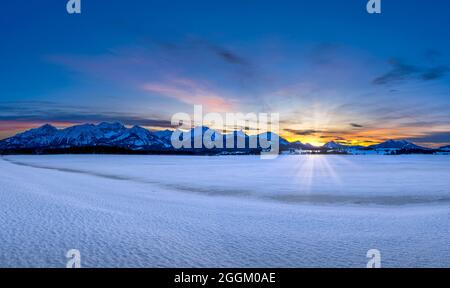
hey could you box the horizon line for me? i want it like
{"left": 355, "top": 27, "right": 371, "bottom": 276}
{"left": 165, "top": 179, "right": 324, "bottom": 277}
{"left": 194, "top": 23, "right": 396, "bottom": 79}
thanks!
{"left": 1, "top": 121, "right": 447, "bottom": 149}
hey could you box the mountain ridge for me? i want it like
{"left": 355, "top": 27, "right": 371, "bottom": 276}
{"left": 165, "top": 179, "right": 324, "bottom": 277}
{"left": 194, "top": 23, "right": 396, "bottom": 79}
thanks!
{"left": 0, "top": 123, "right": 292, "bottom": 152}
{"left": 0, "top": 123, "right": 441, "bottom": 155}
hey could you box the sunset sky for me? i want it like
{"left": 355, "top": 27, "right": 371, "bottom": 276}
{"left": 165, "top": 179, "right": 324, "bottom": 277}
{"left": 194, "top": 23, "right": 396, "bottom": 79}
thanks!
{"left": 1, "top": 0, "right": 450, "bottom": 147}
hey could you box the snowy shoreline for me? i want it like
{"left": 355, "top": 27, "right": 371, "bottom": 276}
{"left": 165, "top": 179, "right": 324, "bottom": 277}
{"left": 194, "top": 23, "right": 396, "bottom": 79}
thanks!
{"left": 1, "top": 155, "right": 449, "bottom": 268}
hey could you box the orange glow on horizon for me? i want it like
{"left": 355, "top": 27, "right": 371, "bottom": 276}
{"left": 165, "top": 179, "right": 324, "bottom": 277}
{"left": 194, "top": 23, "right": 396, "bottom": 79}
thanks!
{"left": 281, "top": 126, "right": 450, "bottom": 148}
{"left": 0, "top": 121, "right": 86, "bottom": 140}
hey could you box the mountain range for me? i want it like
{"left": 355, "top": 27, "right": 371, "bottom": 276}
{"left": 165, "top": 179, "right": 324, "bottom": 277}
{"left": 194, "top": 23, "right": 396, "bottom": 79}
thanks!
{"left": 322, "top": 139, "right": 430, "bottom": 151}
{"left": 0, "top": 122, "right": 293, "bottom": 153}
{"left": 0, "top": 122, "right": 447, "bottom": 155}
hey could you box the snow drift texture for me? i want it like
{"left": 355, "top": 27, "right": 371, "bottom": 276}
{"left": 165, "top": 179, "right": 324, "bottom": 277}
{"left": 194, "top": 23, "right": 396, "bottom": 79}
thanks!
{"left": 0, "top": 155, "right": 449, "bottom": 267}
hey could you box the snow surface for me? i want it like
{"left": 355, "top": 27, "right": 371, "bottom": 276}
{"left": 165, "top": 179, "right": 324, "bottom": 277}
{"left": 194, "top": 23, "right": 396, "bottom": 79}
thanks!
{"left": 0, "top": 155, "right": 449, "bottom": 267}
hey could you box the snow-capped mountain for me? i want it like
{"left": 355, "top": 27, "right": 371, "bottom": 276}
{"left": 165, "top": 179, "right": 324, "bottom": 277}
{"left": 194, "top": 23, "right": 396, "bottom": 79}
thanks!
{"left": 322, "top": 141, "right": 365, "bottom": 150}
{"left": 368, "top": 140, "right": 426, "bottom": 150}
{"left": 0, "top": 124, "right": 59, "bottom": 149}
{"left": 153, "top": 129, "right": 173, "bottom": 141}
{"left": 51, "top": 124, "right": 105, "bottom": 147}
{"left": 108, "top": 125, "right": 168, "bottom": 150}
{"left": 0, "top": 123, "right": 167, "bottom": 151}
{"left": 323, "top": 141, "right": 347, "bottom": 150}
{"left": 288, "top": 141, "right": 317, "bottom": 150}
{"left": 439, "top": 145, "right": 450, "bottom": 151}
{"left": 320, "top": 139, "right": 426, "bottom": 151}
{"left": 0, "top": 123, "right": 291, "bottom": 153}
{"left": 317, "top": 139, "right": 429, "bottom": 155}
{"left": 97, "top": 122, "right": 127, "bottom": 138}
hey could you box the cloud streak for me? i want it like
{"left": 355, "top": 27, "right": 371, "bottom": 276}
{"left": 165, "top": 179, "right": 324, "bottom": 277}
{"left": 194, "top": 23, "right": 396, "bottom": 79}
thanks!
{"left": 406, "top": 131, "right": 450, "bottom": 144}
{"left": 373, "top": 58, "right": 449, "bottom": 85}
{"left": 142, "top": 78, "right": 235, "bottom": 112}
{"left": 284, "top": 129, "right": 322, "bottom": 136}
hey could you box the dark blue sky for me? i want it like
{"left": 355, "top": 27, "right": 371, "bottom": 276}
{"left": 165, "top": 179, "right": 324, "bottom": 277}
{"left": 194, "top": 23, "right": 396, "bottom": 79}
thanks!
{"left": 1, "top": 0, "right": 450, "bottom": 146}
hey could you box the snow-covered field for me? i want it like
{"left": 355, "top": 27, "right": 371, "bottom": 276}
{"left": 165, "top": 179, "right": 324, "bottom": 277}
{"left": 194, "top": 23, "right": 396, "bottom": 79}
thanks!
{"left": 0, "top": 155, "right": 449, "bottom": 267}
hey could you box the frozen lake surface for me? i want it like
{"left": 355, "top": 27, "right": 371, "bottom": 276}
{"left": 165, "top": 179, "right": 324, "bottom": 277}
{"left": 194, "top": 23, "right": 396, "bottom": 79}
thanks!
{"left": 0, "top": 155, "right": 449, "bottom": 267}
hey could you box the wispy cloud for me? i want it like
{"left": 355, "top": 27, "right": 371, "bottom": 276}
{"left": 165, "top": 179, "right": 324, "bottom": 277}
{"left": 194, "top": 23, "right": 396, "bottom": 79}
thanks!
{"left": 156, "top": 38, "right": 251, "bottom": 67}
{"left": 284, "top": 129, "right": 322, "bottom": 136}
{"left": 214, "top": 48, "right": 247, "bottom": 65}
{"left": 373, "top": 58, "right": 449, "bottom": 85}
{"left": 421, "top": 66, "right": 449, "bottom": 80}
{"left": 405, "top": 131, "right": 450, "bottom": 146}
{"left": 142, "top": 78, "right": 234, "bottom": 112}
{"left": 373, "top": 59, "right": 419, "bottom": 85}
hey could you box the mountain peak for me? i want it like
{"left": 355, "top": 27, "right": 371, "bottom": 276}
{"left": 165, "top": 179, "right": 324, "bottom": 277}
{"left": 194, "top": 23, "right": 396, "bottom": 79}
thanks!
{"left": 18, "top": 124, "right": 58, "bottom": 137}
{"left": 440, "top": 145, "right": 450, "bottom": 151}
{"left": 387, "top": 139, "right": 408, "bottom": 144}
{"left": 130, "top": 125, "right": 145, "bottom": 130}
{"left": 369, "top": 139, "right": 423, "bottom": 150}
{"left": 127, "top": 125, "right": 153, "bottom": 137}
{"left": 39, "top": 123, "right": 57, "bottom": 130}
{"left": 323, "top": 141, "right": 346, "bottom": 149}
